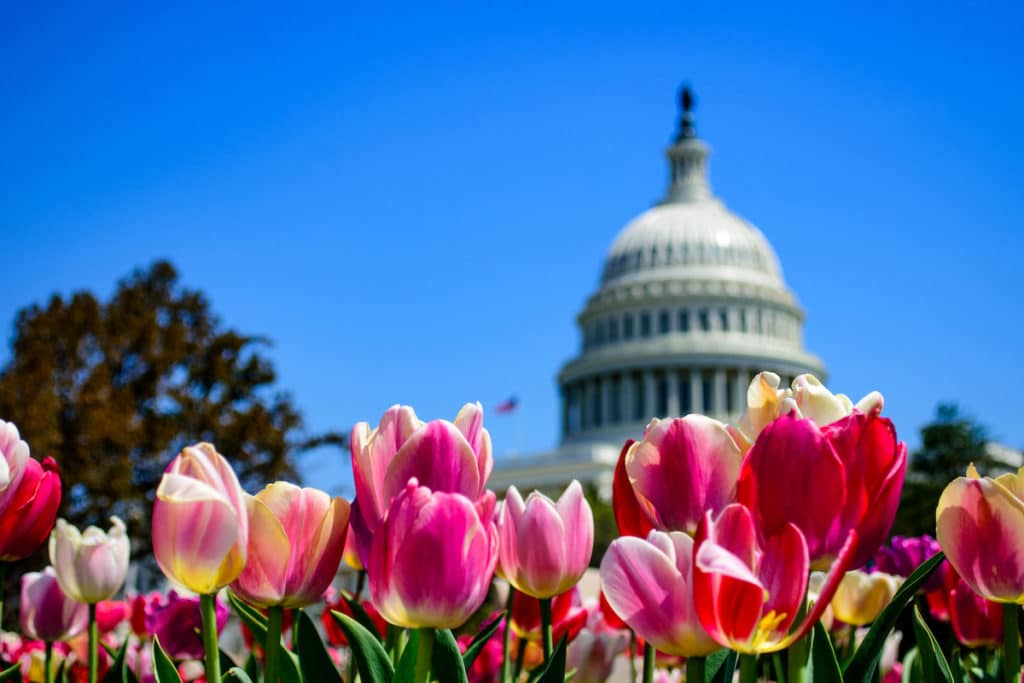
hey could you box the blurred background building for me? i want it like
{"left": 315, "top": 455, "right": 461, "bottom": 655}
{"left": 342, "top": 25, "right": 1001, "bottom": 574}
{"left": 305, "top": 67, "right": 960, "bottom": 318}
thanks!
{"left": 491, "top": 88, "right": 826, "bottom": 497}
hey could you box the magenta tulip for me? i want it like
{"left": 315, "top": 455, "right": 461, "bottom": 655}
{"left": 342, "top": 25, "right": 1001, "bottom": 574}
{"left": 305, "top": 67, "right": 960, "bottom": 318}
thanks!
{"left": 691, "top": 504, "right": 854, "bottom": 653}
{"left": 600, "top": 529, "right": 718, "bottom": 657}
{"left": 145, "top": 591, "right": 230, "bottom": 660}
{"left": 369, "top": 479, "right": 497, "bottom": 629}
{"left": 20, "top": 567, "right": 88, "bottom": 642}
{"left": 231, "top": 482, "right": 350, "bottom": 608}
{"left": 621, "top": 416, "right": 742, "bottom": 535}
{"left": 350, "top": 403, "right": 493, "bottom": 566}
{"left": 498, "top": 481, "right": 594, "bottom": 599}
{"left": 152, "top": 443, "right": 249, "bottom": 594}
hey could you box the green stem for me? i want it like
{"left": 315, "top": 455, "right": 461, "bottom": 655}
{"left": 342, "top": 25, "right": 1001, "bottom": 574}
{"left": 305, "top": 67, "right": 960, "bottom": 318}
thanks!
{"left": 355, "top": 570, "right": 366, "bottom": 600}
{"left": 642, "top": 642, "right": 654, "bottom": 683}
{"left": 500, "top": 588, "right": 516, "bottom": 683}
{"left": 786, "top": 596, "right": 810, "bottom": 683}
{"left": 1005, "top": 603, "right": 1020, "bottom": 683}
{"left": 773, "top": 652, "right": 788, "bottom": 683}
{"left": 89, "top": 602, "right": 98, "bottom": 683}
{"left": 738, "top": 654, "right": 759, "bottom": 683}
{"left": 200, "top": 594, "right": 221, "bottom": 683}
{"left": 513, "top": 638, "right": 526, "bottom": 681}
{"left": 413, "top": 628, "right": 435, "bottom": 683}
{"left": 265, "top": 605, "right": 283, "bottom": 683}
{"left": 539, "top": 597, "right": 553, "bottom": 664}
{"left": 686, "top": 655, "right": 705, "bottom": 683}
{"left": 44, "top": 640, "right": 53, "bottom": 683}
{"left": 628, "top": 631, "right": 638, "bottom": 683}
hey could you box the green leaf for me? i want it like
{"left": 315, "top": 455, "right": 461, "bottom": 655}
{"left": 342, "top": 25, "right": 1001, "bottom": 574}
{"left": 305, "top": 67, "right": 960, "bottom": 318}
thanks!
{"left": 331, "top": 610, "right": 394, "bottom": 683}
{"left": 810, "top": 621, "right": 843, "bottom": 683}
{"left": 394, "top": 630, "right": 420, "bottom": 682}
{"left": 221, "top": 668, "right": 255, "bottom": 682}
{"left": 901, "top": 647, "right": 920, "bottom": 683}
{"left": 295, "top": 609, "right": 344, "bottom": 683}
{"left": 950, "top": 647, "right": 966, "bottom": 683}
{"left": 152, "top": 638, "right": 184, "bottom": 683}
{"left": 0, "top": 661, "right": 21, "bottom": 682}
{"left": 101, "top": 640, "right": 139, "bottom": 683}
{"left": 843, "top": 551, "right": 946, "bottom": 683}
{"left": 460, "top": 613, "right": 504, "bottom": 671}
{"left": 226, "top": 593, "right": 302, "bottom": 683}
{"left": 912, "top": 604, "right": 954, "bottom": 682}
{"left": 705, "top": 649, "right": 737, "bottom": 683}
{"left": 526, "top": 635, "right": 568, "bottom": 683}
{"left": 431, "top": 629, "right": 468, "bottom": 683}
{"left": 227, "top": 591, "right": 269, "bottom": 645}
{"left": 344, "top": 593, "right": 385, "bottom": 642}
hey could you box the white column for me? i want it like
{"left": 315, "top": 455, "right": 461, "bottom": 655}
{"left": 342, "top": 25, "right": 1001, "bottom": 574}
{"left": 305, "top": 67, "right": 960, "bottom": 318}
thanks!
{"left": 601, "top": 374, "right": 614, "bottom": 426}
{"left": 690, "top": 369, "right": 703, "bottom": 414}
{"left": 622, "top": 371, "right": 636, "bottom": 422}
{"left": 714, "top": 369, "right": 727, "bottom": 415}
{"left": 589, "top": 377, "right": 601, "bottom": 427}
{"left": 728, "top": 307, "right": 741, "bottom": 335}
{"left": 666, "top": 369, "right": 680, "bottom": 417}
{"left": 643, "top": 369, "right": 656, "bottom": 420}
{"left": 733, "top": 370, "right": 750, "bottom": 415}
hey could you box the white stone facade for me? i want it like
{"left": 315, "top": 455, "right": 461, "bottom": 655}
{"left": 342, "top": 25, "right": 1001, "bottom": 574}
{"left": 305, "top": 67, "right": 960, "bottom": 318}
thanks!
{"left": 491, "top": 94, "right": 826, "bottom": 497}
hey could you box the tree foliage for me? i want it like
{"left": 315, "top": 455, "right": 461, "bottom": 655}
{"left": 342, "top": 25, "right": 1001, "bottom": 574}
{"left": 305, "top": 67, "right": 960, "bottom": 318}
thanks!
{"left": 0, "top": 261, "right": 328, "bottom": 565}
{"left": 892, "top": 403, "right": 1002, "bottom": 537}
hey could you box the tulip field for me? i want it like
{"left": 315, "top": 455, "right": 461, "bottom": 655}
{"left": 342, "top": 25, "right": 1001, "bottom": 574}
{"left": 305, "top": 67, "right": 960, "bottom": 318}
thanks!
{"left": 0, "top": 371, "right": 1017, "bottom": 683}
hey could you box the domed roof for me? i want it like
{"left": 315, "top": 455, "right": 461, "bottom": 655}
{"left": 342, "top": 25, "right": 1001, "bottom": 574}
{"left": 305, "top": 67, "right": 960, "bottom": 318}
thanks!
{"left": 598, "top": 104, "right": 785, "bottom": 291}
{"left": 601, "top": 198, "right": 784, "bottom": 288}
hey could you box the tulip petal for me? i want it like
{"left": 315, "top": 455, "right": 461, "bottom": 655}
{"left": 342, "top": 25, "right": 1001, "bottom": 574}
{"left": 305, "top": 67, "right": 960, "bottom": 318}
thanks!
{"left": 758, "top": 524, "right": 809, "bottom": 638}
{"left": 454, "top": 402, "right": 493, "bottom": 486}
{"left": 612, "top": 440, "right": 655, "bottom": 537}
{"left": 383, "top": 421, "right": 481, "bottom": 503}
{"left": 736, "top": 413, "right": 846, "bottom": 563}
{"left": 231, "top": 494, "right": 290, "bottom": 606}
{"left": 556, "top": 481, "right": 594, "bottom": 587}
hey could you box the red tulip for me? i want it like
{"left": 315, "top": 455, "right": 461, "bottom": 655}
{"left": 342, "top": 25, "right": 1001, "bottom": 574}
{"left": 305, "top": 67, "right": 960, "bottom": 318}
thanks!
{"left": 611, "top": 440, "right": 654, "bottom": 538}
{"left": 737, "top": 410, "right": 905, "bottom": 569}
{"left": 950, "top": 575, "right": 1004, "bottom": 648}
{"left": 0, "top": 455, "right": 61, "bottom": 561}
{"left": 510, "top": 589, "right": 588, "bottom": 644}
{"left": 691, "top": 503, "right": 854, "bottom": 653}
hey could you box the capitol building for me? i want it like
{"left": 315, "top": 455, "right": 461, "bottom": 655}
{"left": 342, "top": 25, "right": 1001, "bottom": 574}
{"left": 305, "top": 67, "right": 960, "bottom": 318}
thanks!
{"left": 491, "top": 88, "right": 827, "bottom": 497}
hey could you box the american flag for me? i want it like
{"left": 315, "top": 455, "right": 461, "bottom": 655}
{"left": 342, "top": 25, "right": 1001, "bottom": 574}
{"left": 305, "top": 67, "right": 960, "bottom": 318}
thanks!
{"left": 495, "top": 396, "right": 519, "bottom": 414}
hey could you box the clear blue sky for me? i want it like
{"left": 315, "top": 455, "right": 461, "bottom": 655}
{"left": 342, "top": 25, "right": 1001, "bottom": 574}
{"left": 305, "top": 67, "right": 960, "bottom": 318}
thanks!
{"left": 2, "top": 2, "right": 1022, "bottom": 495}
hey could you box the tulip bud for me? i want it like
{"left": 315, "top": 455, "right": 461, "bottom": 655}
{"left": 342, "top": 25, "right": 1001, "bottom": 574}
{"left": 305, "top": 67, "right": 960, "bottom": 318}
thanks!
{"left": 231, "top": 482, "right": 350, "bottom": 608}
{"left": 498, "top": 481, "right": 594, "bottom": 599}
{"left": 49, "top": 517, "right": 130, "bottom": 604}
{"left": 152, "top": 443, "right": 248, "bottom": 594}
{"left": 831, "top": 570, "right": 901, "bottom": 626}
{"left": 20, "top": 568, "right": 88, "bottom": 642}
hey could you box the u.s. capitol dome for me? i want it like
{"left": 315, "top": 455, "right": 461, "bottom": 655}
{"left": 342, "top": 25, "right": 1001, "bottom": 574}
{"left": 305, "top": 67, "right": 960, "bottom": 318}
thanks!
{"left": 491, "top": 87, "right": 826, "bottom": 496}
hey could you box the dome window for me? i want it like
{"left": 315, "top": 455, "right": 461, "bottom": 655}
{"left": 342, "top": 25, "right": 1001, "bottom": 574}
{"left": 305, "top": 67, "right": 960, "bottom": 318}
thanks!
{"left": 719, "top": 309, "right": 729, "bottom": 331}
{"left": 659, "top": 309, "right": 671, "bottom": 334}
{"left": 623, "top": 315, "right": 635, "bottom": 340}
{"left": 699, "top": 309, "right": 710, "bottom": 332}
{"left": 608, "top": 318, "right": 620, "bottom": 343}
{"left": 640, "top": 312, "right": 652, "bottom": 337}
{"left": 679, "top": 310, "right": 690, "bottom": 332}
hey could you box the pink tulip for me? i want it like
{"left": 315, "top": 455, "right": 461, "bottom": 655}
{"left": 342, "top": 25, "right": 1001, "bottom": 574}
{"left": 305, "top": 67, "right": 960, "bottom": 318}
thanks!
{"left": 621, "top": 416, "right": 742, "bottom": 536}
{"left": 736, "top": 410, "right": 905, "bottom": 569}
{"left": 950, "top": 575, "right": 1004, "bottom": 648}
{"left": 497, "top": 481, "right": 593, "bottom": 599}
{"left": 369, "top": 479, "right": 497, "bottom": 629}
{"left": 600, "top": 529, "right": 719, "bottom": 657}
{"left": 691, "top": 503, "right": 854, "bottom": 653}
{"left": 152, "top": 443, "right": 249, "bottom": 594}
{"left": 20, "top": 567, "right": 88, "bottom": 642}
{"left": 0, "top": 420, "right": 30, "bottom": 515}
{"left": 937, "top": 464, "right": 1024, "bottom": 603}
{"left": 350, "top": 403, "right": 493, "bottom": 566}
{"left": 231, "top": 482, "right": 350, "bottom": 608}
